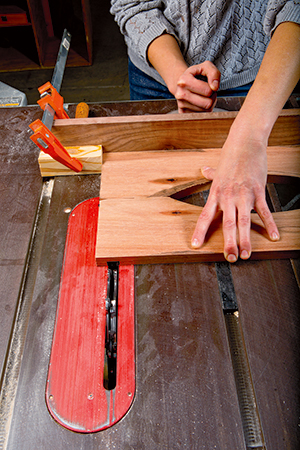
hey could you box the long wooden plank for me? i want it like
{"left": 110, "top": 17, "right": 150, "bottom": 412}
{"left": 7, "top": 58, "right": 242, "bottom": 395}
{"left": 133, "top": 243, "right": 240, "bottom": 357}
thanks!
{"left": 96, "top": 197, "right": 300, "bottom": 265}
{"left": 100, "top": 146, "right": 300, "bottom": 199}
{"left": 52, "top": 109, "right": 300, "bottom": 151}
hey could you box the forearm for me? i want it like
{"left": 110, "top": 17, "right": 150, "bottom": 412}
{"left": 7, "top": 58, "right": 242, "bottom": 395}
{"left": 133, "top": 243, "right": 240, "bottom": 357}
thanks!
{"left": 231, "top": 22, "right": 300, "bottom": 144}
{"left": 147, "top": 33, "right": 188, "bottom": 95}
{"left": 147, "top": 33, "right": 220, "bottom": 112}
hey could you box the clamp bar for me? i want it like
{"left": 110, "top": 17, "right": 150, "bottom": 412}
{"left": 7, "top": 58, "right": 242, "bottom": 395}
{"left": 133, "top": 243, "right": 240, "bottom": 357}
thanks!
{"left": 42, "top": 103, "right": 55, "bottom": 132}
{"left": 51, "top": 29, "right": 71, "bottom": 93}
{"left": 41, "top": 29, "right": 71, "bottom": 131}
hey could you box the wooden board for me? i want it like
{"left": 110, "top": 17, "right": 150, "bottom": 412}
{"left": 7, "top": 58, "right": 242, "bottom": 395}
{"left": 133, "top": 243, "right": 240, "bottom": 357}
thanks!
{"left": 53, "top": 109, "right": 300, "bottom": 265}
{"left": 52, "top": 109, "right": 300, "bottom": 151}
{"left": 38, "top": 144, "right": 102, "bottom": 177}
{"left": 96, "top": 197, "right": 300, "bottom": 264}
{"left": 100, "top": 146, "right": 300, "bottom": 199}
{"left": 96, "top": 141, "right": 300, "bottom": 265}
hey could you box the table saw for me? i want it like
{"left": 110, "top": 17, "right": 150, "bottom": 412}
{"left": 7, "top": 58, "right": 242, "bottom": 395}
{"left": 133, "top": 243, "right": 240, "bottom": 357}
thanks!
{"left": 0, "top": 97, "right": 299, "bottom": 450}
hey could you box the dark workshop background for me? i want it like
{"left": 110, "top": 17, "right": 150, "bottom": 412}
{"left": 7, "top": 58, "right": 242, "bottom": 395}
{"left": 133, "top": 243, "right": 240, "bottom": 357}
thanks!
{"left": 0, "top": 0, "right": 130, "bottom": 105}
{"left": 0, "top": 0, "right": 299, "bottom": 106}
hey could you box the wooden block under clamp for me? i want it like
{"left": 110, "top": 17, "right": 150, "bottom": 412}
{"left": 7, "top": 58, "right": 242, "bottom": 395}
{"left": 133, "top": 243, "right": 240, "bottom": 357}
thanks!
{"left": 38, "top": 144, "right": 102, "bottom": 177}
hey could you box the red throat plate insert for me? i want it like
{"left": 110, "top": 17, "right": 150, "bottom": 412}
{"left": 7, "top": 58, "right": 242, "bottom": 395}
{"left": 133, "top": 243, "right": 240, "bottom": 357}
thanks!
{"left": 46, "top": 198, "right": 135, "bottom": 432}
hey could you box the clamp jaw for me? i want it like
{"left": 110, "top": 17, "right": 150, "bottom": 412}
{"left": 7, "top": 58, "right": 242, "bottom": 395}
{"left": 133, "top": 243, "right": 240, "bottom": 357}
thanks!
{"left": 37, "top": 82, "right": 70, "bottom": 120}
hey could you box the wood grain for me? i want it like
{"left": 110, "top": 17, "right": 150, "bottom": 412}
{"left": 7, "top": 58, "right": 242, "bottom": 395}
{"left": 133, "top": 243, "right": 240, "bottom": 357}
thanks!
{"left": 38, "top": 144, "right": 102, "bottom": 177}
{"left": 53, "top": 109, "right": 300, "bottom": 151}
{"left": 100, "top": 146, "right": 300, "bottom": 199}
{"left": 96, "top": 197, "right": 300, "bottom": 265}
{"left": 93, "top": 111, "right": 300, "bottom": 265}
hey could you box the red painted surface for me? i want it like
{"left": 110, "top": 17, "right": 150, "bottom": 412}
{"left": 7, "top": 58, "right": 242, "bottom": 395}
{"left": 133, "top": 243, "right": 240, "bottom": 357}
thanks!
{"left": 0, "top": 6, "right": 30, "bottom": 27}
{"left": 46, "top": 198, "right": 135, "bottom": 432}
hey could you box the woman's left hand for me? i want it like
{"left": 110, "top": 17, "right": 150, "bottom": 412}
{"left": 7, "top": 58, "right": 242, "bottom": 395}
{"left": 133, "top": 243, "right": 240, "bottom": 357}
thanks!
{"left": 191, "top": 132, "right": 280, "bottom": 262}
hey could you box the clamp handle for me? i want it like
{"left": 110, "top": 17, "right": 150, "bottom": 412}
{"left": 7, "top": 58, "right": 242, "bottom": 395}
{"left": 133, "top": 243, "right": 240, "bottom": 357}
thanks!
{"left": 30, "top": 119, "right": 83, "bottom": 173}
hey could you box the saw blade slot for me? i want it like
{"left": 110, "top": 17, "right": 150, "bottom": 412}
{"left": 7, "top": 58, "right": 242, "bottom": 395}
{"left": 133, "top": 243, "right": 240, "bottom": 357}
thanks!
{"left": 104, "top": 262, "right": 119, "bottom": 391}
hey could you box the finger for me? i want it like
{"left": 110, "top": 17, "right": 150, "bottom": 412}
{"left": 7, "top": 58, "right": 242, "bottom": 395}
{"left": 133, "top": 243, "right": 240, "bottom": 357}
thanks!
{"left": 222, "top": 205, "right": 238, "bottom": 263}
{"left": 235, "top": 188, "right": 255, "bottom": 260}
{"left": 189, "top": 61, "right": 221, "bottom": 91}
{"left": 177, "top": 102, "right": 214, "bottom": 113}
{"left": 178, "top": 103, "right": 211, "bottom": 113}
{"left": 201, "top": 166, "right": 216, "bottom": 181}
{"left": 178, "top": 104, "right": 209, "bottom": 113}
{"left": 191, "top": 201, "right": 218, "bottom": 249}
{"left": 177, "top": 74, "right": 213, "bottom": 97}
{"left": 237, "top": 207, "right": 252, "bottom": 260}
{"left": 176, "top": 89, "right": 216, "bottom": 111}
{"left": 255, "top": 198, "right": 280, "bottom": 241}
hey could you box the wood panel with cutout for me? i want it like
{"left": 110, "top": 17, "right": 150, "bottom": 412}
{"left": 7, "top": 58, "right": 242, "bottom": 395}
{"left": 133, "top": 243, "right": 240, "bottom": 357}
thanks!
{"left": 89, "top": 111, "right": 300, "bottom": 265}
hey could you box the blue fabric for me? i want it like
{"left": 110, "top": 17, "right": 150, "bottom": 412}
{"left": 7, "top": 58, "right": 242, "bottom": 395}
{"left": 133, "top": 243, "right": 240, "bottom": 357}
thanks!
{"left": 218, "top": 83, "right": 253, "bottom": 97}
{"left": 128, "top": 58, "right": 252, "bottom": 101}
{"left": 128, "top": 58, "right": 174, "bottom": 100}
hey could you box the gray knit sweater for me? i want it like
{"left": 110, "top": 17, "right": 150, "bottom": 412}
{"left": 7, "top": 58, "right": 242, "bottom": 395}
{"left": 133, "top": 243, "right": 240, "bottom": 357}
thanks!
{"left": 111, "top": 0, "right": 300, "bottom": 90}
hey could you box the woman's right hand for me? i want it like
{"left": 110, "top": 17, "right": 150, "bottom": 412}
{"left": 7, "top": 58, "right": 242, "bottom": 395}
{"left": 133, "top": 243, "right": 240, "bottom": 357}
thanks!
{"left": 147, "top": 35, "right": 220, "bottom": 112}
{"left": 174, "top": 61, "right": 221, "bottom": 113}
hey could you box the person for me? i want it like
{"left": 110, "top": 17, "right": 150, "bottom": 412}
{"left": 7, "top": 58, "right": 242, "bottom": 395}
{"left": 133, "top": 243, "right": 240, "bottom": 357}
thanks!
{"left": 110, "top": 0, "right": 300, "bottom": 262}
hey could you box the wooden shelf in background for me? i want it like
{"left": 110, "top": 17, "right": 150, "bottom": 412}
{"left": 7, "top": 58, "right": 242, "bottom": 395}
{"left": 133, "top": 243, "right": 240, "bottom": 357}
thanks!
{"left": 0, "top": 0, "right": 92, "bottom": 72}
{"left": 40, "top": 37, "right": 92, "bottom": 69}
{"left": 0, "top": 6, "right": 30, "bottom": 27}
{"left": 0, "top": 45, "right": 39, "bottom": 71}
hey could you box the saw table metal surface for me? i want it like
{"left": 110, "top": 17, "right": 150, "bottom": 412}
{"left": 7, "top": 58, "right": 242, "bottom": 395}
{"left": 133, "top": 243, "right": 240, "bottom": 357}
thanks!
{"left": 0, "top": 99, "right": 299, "bottom": 450}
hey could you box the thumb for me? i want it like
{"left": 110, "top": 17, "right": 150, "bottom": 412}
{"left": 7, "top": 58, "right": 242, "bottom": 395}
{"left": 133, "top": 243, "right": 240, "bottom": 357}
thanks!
{"left": 201, "top": 166, "right": 215, "bottom": 180}
{"left": 207, "top": 70, "right": 220, "bottom": 91}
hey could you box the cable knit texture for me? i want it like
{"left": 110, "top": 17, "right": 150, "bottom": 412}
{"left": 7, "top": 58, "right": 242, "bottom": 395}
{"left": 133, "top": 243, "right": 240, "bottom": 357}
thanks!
{"left": 111, "top": 0, "right": 300, "bottom": 90}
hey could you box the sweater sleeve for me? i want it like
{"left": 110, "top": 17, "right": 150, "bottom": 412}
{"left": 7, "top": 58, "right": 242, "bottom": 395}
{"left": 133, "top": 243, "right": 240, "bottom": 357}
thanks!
{"left": 264, "top": 0, "right": 300, "bottom": 35}
{"left": 110, "top": 0, "right": 178, "bottom": 64}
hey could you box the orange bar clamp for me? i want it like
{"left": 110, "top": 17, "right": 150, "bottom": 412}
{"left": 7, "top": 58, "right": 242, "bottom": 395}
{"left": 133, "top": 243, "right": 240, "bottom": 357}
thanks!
{"left": 30, "top": 82, "right": 82, "bottom": 173}
{"left": 29, "top": 30, "right": 83, "bottom": 173}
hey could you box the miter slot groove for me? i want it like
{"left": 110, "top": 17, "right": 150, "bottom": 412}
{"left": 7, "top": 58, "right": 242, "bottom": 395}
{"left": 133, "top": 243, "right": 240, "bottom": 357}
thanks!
{"left": 225, "top": 312, "right": 266, "bottom": 450}
{"left": 0, "top": 179, "right": 54, "bottom": 450}
{"left": 215, "top": 262, "right": 266, "bottom": 450}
